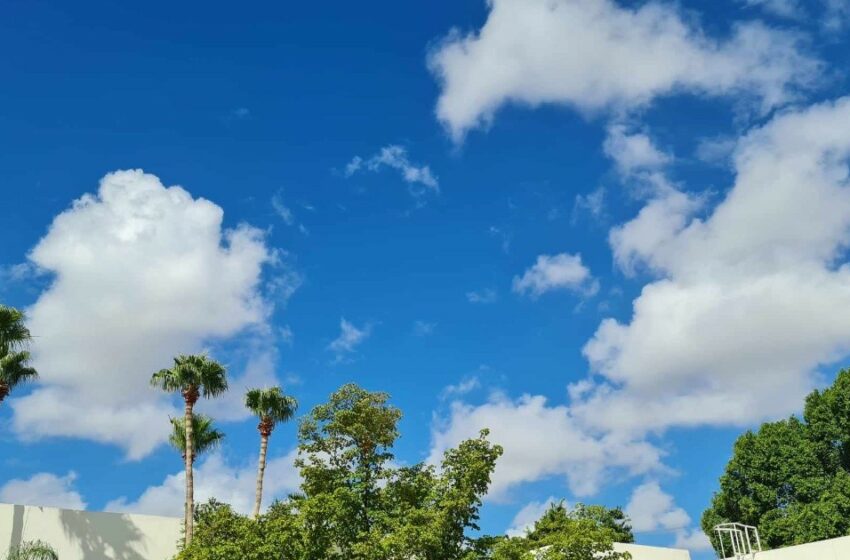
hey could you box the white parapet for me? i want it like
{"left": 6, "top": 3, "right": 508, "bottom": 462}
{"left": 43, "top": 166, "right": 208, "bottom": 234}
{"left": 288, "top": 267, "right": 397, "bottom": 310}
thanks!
{"left": 614, "top": 542, "right": 691, "bottom": 560}
{"left": 1, "top": 502, "right": 181, "bottom": 560}
{"left": 721, "top": 535, "right": 850, "bottom": 560}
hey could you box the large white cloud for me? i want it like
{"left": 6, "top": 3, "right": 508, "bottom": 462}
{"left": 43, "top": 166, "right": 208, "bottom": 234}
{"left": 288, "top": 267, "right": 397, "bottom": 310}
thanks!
{"left": 0, "top": 471, "right": 86, "bottom": 510}
{"left": 106, "top": 450, "right": 300, "bottom": 517}
{"left": 580, "top": 97, "right": 850, "bottom": 435}
{"left": 428, "top": 393, "right": 663, "bottom": 500}
{"left": 11, "top": 170, "right": 279, "bottom": 459}
{"left": 428, "top": 0, "right": 820, "bottom": 140}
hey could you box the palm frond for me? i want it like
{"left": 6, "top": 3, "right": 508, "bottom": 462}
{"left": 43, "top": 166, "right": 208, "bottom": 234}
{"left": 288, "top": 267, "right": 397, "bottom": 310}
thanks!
{"left": 169, "top": 413, "right": 225, "bottom": 460}
{"left": 245, "top": 386, "right": 298, "bottom": 428}
{"left": 150, "top": 354, "right": 228, "bottom": 396}
{"left": 0, "top": 350, "right": 38, "bottom": 388}
{"left": 0, "top": 305, "right": 32, "bottom": 352}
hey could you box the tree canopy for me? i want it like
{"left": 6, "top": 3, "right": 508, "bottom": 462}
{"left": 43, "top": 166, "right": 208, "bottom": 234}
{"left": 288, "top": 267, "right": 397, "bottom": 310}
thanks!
{"left": 178, "top": 383, "right": 632, "bottom": 560}
{"left": 179, "top": 383, "right": 506, "bottom": 560}
{"left": 488, "top": 501, "right": 632, "bottom": 560}
{"left": 701, "top": 367, "right": 850, "bottom": 554}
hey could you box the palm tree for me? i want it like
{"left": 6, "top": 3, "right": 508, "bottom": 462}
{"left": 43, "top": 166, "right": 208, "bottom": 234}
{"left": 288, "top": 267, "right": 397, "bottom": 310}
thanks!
{"left": 245, "top": 386, "right": 298, "bottom": 518}
{"left": 150, "top": 354, "right": 227, "bottom": 545}
{"left": 169, "top": 413, "right": 225, "bottom": 464}
{"left": 0, "top": 306, "right": 37, "bottom": 405}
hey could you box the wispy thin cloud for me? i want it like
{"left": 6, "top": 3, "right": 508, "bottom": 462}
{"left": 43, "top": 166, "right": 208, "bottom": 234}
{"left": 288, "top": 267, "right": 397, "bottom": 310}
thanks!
{"left": 345, "top": 145, "right": 439, "bottom": 197}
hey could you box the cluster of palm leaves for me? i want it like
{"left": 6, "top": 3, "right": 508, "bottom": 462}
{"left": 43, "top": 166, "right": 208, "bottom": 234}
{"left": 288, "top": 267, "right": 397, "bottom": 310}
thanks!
{"left": 151, "top": 356, "right": 298, "bottom": 546}
{"left": 0, "top": 306, "right": 38, "bottom": 405}
{"left": 0, "top": 304, "right": 298, "bottom": 552}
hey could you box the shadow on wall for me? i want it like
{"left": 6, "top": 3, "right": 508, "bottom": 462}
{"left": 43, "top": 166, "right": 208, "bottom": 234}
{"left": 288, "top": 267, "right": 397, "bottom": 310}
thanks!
{"left": 59, "top": 509, "right": 147, "bottom": 560}
{"left": 8, "top": 505, "right": 25, "bottom": 552}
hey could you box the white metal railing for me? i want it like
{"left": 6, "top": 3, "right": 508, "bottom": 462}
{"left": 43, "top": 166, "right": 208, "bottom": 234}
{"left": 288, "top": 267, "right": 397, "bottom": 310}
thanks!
{"left": 714, "top": 522, "right": 762, "bottom": 559}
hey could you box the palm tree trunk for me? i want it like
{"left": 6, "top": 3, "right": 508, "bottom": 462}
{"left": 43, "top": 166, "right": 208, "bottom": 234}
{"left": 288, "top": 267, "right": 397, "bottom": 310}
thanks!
{"left": 253, "top": 430, "right": 269, "bottom": 519}
{"left": 184, "top": 396, "right": 195, "bottom": 546}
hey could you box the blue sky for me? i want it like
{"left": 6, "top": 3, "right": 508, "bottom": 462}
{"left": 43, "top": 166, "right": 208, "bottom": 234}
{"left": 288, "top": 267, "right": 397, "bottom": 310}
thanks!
{"left": 3, "top": 1, "right": 850, "bottom": 557}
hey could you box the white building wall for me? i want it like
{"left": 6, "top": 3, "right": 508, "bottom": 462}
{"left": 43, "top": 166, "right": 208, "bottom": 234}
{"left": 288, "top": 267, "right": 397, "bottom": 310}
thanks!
{"left": 1, "top": 503, "right": 181, "bottom": 560}
{"left": 614, "top": 542, "right": 691, "bottom": 560}
{"left": 722, "top": 535, "right": 850, "bottom": 560}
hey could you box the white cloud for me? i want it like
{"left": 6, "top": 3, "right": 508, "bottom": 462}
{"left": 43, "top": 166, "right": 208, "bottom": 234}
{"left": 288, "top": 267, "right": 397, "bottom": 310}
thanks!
{"left": 413, "top": 320, "right": 437, "bottom": 336}
{"left": 572, "top": 187, "right": 607, "bottom": 224}
{"left": 345, "top": 145, "right": 439, "bottom": 196}
{"left": 428, "top": 0, "right": 819, "bottom": 141}
{"left": 440, "top": 376, "right": 481, "bottom": 399}
{"left": 328, "top": 318, "right": 371, "bottom": 356}
{"left": 106, "top": 450, "right": 300, "bottom": 517}
{"left": 741, "top": 0, "right": 803, "bottom": 19}
{"left": 513, "top": 253, "right": 598, "bottom": 298}
{"left": 604, "top": 125, "right": 671, "bottom": 176}
{"left": 580, "top": 97, "right": 850, "bottom": 436}
{"left": 625, "top": 481, "right": 690, "bottom": 533}
{"left": 466, "top": 288, "right": 498, "bottom": 304}
{"left": 429, "top": 393, "right": 663, "bottom": 500}
{"left": 506, "top": 497, "right": 556, "bottom": 537}
{"left": 0, "top": 472, "right": 86, "bottom": 510}
{"left": 271, "top": 192, "right": 295, "bottom": 226}
{"left": 674, "top": 529, "right": 713, "bottom": 552}
{"left": 10, "top": 170, "right": 279, "bottom": 459}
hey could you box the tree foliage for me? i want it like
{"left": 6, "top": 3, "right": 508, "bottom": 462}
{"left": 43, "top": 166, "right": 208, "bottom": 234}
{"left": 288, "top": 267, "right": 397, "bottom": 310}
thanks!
{"left": 179, "top": 383, "right": 504, "bottom": 560}
{"left": 487, "top": 501, "right": 632, "bottom": 560}
{"left": 701, "top": 368, "right": 850, "bottom": 554}
{"left": 3, "top": 541, "right": 58, "bottom": 560}
{"left": 0, "top": 305, "right": 38, "bottom": 404}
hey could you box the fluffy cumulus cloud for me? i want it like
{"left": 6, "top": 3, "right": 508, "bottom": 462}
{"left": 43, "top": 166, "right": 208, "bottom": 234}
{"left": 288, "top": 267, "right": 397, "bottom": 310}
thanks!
{"left": 345, "top": 145, "right": 439, "bottom": 196}
{"left": 106, "top": 450, "right": 300, "bottom": 517}
{"left": 0, "top": 472, "right": 86, "bottom": 510}
{"left": 10, "top": 170, "right": 278, "bottom": 459}
{"left": 625, "top": 481, "right": 689, "bottom": 533}
{"left": 428, "top": 393, "right": 662, "bottom": 500}
{"left": 428, "top": 0, "right": 820, "bottom": 140}
{"left": 512, "top": 253, "right": 598, "bottom": 298}
{"left": 580, "top": 97, "right": 850, "bottom": 435}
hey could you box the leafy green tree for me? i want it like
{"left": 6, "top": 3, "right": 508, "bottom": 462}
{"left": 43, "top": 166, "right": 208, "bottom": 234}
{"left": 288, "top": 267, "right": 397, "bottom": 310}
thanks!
{"left": 179, "top": 383, "right": 502, "bottom": 560}
{"left": 245, "top": 387, "right": 298, "bottom": 518}
{"left": 170, "top": 414, "right": 225, "bottom": 463}
{"left": 702, "top": 367, "right": 850, "bottom": 554}
{"left": 489, "top": 502, "right": 632, "bottom": 560}
{"left": 151, "top": 354, "right": 228, "bottom": 545}
{"left": 0, "top": 305, "right": 38, "bottom": 405}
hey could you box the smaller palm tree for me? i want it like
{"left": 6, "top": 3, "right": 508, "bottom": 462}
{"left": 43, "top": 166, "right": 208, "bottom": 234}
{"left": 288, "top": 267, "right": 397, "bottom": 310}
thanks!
{"left": 150, "top": 354, "right": 228, "bottom": 546}
{"left": 169, "top": 414, "right": 225, "bottom": 464}
{"left": 245, "top": 387, "right": 298, "bottom": 518}
{"left": 0, "top": 306, "right": 37, "bottom": 405}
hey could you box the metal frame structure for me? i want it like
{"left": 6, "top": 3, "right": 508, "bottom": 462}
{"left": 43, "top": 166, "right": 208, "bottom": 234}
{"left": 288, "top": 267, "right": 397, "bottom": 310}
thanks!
{"left": 713, "top": 523, "right": 762, "bottom": 559}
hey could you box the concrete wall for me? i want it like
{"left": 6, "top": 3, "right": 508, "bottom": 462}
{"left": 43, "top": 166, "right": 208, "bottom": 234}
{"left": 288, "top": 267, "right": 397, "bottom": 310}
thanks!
{"left": 615, "top": 542, "right": 691, "bottom": 560}
{"left": 722, "top": 535, "right": 850, "bottom": 560}
{"left": 1, "top": 503, "right": 181, "bottom": 560}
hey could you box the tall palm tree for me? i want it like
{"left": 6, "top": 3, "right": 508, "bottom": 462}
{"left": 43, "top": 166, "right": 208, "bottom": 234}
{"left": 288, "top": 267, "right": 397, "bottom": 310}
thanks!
{"left": 245, "top": 386, "right": 298, "bottom": 518}
{"left": 0, "top": 305, "right": 38, "bottom": 405}
{"left": 150, "top": 354, "right": 227, "bottom": 545}
{"left": 169, "top": 413, "right": 225, "bottom": 464}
